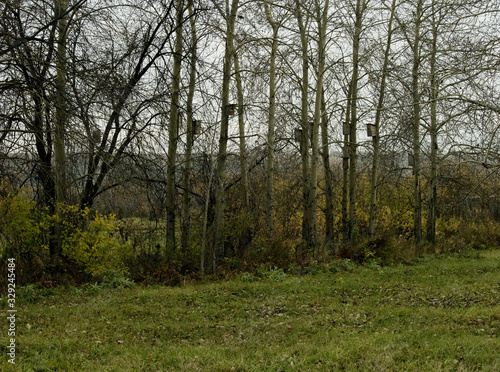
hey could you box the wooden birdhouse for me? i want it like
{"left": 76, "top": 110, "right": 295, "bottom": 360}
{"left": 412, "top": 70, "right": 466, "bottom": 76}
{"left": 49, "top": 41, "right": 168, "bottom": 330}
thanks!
{"left": 294, "top": 127, "right": 303, "bottom": 143}
{"left": 178, "top": 111, "right": 183, "bottom": 126}
{"left": 342, "top": 146, "right": 351, "bottom": 159}
{"left": 192, "top": 120, "right": 201, "bottom": 136}
{"left": 91, "top": 128, "right": 102, "bottom": 145}
{"left": 225, "top": 104, "right": 237, "bottom": 116}
{"left": 408, "top": 153, "right": 414, "bottom": 167}
{"left": 366, "top": 124, "right": 377, "bottom": 137}
{"left": 343, "top": 122, "right": 349, "bottom": 136}
{"left": 308, "top": 121, "right": 314, "bottom": 147}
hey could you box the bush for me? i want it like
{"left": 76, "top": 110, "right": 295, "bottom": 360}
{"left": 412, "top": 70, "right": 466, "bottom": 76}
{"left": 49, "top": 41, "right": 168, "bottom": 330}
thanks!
{"left": 0, "top": 193, "right": 134, "bottom": 285}
{"left": 0, "top": 193, "right": 50, "bottom": 258}
{"left": 337, "top": 236, "right": 406, "bottom": 266}
{"left": 61, "top": 208, "right": 131, "bottom": 281}
{"left": 0, "top": 193, "right": 50, "bottom": 284}
{"left": 463, "top": 219, "right": 500, "bottom": 250}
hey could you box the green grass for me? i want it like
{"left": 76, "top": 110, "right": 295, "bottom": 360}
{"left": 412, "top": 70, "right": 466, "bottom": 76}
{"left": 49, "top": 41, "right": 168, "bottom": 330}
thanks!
{"left": 2, "top": 250, "right": 499, "bottom": 371}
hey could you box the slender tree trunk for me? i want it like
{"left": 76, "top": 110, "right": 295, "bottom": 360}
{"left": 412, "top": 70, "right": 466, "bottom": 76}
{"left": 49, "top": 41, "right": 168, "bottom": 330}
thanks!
{"left": 264, "top": 0, "right": 278, "bottom": 239}
{"left": 320, "top": 89, "right": 334, "bottom": 251}
{"left": 201, "top": 154, "right": 215, "bottom": 276}
{"left": 181, "top": 2, "right": 196, "bottom": 253}
{"left": 427, "top": 2, "right": 438, "bottom": 247}
{"left": 55, "top": 0, "right": 68, "bottom": 205}
{"left": 234, "top": 52, "right": 251, "bottom": 256}
{"left": 342, "top": 83, "right": 352, "bottom": 243}
{"left": 295, "top": 0, "right": 312, "bottom": 250}
{"left": 213, "top": 0, "right": 239, "bottom": 272}
{"left": 412, "top": 0, "right": 423, "bottom": 244}
{"left": 233, "top": 53, "right": 249, "bottom": 215}
{"left": 54, "top": 0, "right": 69, "bottom": 260}
{"left": 412, "top": 0, "right": 422, "bottom": 244}
{"left": 310, "top": 0, "right": 329, "bottom": 255}
{"left": 32, "top": 90, "right": 56, "bottom": 213}
{"left": 369, "top": 0, "right": 396, "bottom": 238}
{"left": 348, "top": 0, "right": 364, "bottom": 244}
{"left": 166, "top": 0, "right": 184, "bottom": 254}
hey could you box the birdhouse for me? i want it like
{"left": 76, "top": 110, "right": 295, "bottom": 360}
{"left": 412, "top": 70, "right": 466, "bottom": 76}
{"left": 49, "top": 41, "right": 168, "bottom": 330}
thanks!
{"left": 177, "top": 111, "right": 183, "bottom": 137}
{"left": 91, "top": 128, "right": 102, "bottom": 145}
{"left": 408, "top": 153, "right": 414, "bottom": 167}
{"left": 343, "top": 122, "right": 349, "bottom": 136}
{"left": 342, "top": 146, "right": 351, "bottom": 159}
{"left": 366, "top": 124, "right": 377, "bottom": 137}
{"left": 225, "top": 104, "right": 237, "bottom": 116}
{"left": 193, "top": 120, "right": 201, "bottom": 136}
{"left": 308, "top": 121, "right": 314, "bottom": 146}
{"left": 178, "top": 111, "right": 183, "bottom": 126}
{"left": 294, "top": 127, "right": 302, "bottom": 143}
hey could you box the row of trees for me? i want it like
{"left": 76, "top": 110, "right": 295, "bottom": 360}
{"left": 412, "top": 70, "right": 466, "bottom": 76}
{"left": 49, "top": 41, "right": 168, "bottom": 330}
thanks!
{"left": 1, "top": 0, "right": 499, "bottom": 275}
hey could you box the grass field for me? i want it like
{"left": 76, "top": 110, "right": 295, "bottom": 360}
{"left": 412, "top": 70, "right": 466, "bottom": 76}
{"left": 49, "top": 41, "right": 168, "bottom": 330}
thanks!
{"left": 1, "top": 250, "right": 499, "bottom": 371}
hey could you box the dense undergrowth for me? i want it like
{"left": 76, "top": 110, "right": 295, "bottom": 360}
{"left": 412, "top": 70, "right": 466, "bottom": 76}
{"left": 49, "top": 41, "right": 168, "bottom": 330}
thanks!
{"left": 1, "top": 189, "right": 499, "bottom": 288}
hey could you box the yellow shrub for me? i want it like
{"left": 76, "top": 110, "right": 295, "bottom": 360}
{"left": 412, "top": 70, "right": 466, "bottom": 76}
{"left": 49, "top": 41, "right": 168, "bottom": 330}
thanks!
{"left": 62, "top": 210, "right": 131, "bottom": 280}
{"left": 436, "top": 216, "right": 461, "bottom": 240}
{"left": 0, "top": 193, "right": 49, "bottom": 257}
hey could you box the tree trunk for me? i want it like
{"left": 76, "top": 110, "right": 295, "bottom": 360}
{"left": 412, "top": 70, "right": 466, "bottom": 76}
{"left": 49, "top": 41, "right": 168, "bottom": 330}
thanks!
{"left": 53, "top": 0, "right": 69, "bottom": 260}
{"left": 311, "top": 0, "right": 329, "bottom": 255}
{"left": 166, "top": 0, "right": 184, "bottom": 254}
{"left": 201, "top": 154, "right": 215, "bottom": 276}
{"left": 233, "top": 52, "right": 252, "bottom": 256}
{"left": 320, "top": 89, "right": 334, "bottom": 251}
{"left": 342, "top": 83, "right": 352, "bottom": 243}
{"left": 369, "top": 0, "right": 396, "bottom": 238}
{"left": 412, "top": 0, "right": 423, "bottom": 244}
{"left": 264, "top": 0, "right": 278, "bottom": 239}
{"left": 233, "top": 53, "right": 249, "bottom": 215}
{"left": 348, "top": 0, "right": 364, "bottom": 244}
{"left": 212, "top": 0, "right": 239, "bottom": 273}
{"left": 295, "top": 0, "right": 312, "bottom": 250}
{"left": 54, "top": 0, "right": 68, "bottom": 206}
{"left": 32, "top": 90, "right": 55, "bottom": 212}
{"left": 427, "top": 1, "right": 438, "bottom": 247}
{"left": 181, "top": 2, "right": 196, "bottom": 253}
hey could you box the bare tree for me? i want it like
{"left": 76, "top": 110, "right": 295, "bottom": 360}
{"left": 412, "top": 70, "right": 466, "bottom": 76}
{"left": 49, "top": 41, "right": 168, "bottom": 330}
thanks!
{"left": 368, "top": 0, "right": 397, "bottom": 238}
{"left": 263, "top": 0, "right": 281, "bottom": 239}
{"left": 181, "top": 0, "right": 199, "bottom": 253}
{"left": 166, "top": 0, "right": 186, "bottom": 254}
{"left": 294, "top": 0, "right": 314, "bottom": 249}
{"left": 212, "top": 0, "right": 240, "bottom": 272}
{"left": 347, "top": 0, "right": 367, "bottom": 244}
{"left": 310, "top": 0, "right": 329, "bottom": 253}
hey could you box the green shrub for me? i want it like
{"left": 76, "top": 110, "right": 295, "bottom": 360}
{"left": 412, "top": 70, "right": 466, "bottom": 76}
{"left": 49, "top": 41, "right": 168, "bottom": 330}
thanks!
{"left": 16, "top": 284, "right": 58, "bottom": 304}
{"left": 267, "top": 266, "right": 287, "bottom": 282}
{"left": 0, "top": 193, "right": 50, "bottom": 284}
{"left": 61, "top": 208, "right": 131, "bottom": 281}
{"left": 240, "top": 272, "right": 256, "bottom": 283}
{"left": 0, "top": 193, "right": 49, "bottom": 258}
{"left": 1, "top": 193, "right": 134, "bottom": 285}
